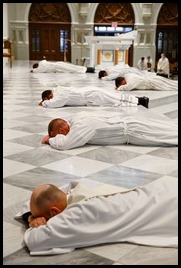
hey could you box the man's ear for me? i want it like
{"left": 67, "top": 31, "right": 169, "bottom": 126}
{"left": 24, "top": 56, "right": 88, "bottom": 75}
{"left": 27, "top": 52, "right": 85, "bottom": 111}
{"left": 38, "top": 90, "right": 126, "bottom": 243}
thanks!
{"left": 50, "top": 131, "right": 54, "bottom": 137}
{"left": 59, "top": 128, "right": 67, "bottom": 135}
{"left": 50, "top": 206, "right": 61, "bottom": 217}
{"left": 122, "top": 79, "right": 126, "bottom": 85}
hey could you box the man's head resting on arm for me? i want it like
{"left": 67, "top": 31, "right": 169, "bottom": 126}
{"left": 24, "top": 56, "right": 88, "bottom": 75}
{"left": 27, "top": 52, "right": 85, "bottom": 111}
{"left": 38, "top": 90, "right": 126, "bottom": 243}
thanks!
{"left": 39, "top": 89, "right": 53, "bottom": 105}
{"left": 98, "top": 70, "right": 108, "bottom": 79}
{"left": 48, "top": 118, "right": 70, "bottom": 137}
{"left": 32, "top": 63, "right": 39, "bottom": 69}
{"left": 115, "top": 76, "right": 127, "bottom": 89}
{"left": 30, "top": 63, "right": 39, "bottom": 72}
{"left": 42, "top": 90, "right": 53, "bottom": 101}
{"left": 39, "top": 90, "right": 53, "bottom": 105}
{"left": 30, "top": 184, "right": 67, "bottom": 220}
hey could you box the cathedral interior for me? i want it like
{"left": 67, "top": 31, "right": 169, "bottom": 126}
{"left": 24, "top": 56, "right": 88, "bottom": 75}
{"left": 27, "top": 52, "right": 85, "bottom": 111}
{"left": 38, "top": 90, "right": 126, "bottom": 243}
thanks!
{"left": 3, "top": 3, "right": 178, "bottom": 265}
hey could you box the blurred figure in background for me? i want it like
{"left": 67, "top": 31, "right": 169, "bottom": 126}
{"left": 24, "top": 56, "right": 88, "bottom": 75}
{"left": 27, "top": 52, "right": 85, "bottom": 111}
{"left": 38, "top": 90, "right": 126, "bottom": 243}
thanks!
{"left": 146, "top": 56, "right": 153, "bottom": 72}
{"left": 137, "top": 57, "right": 147, "bottom": 70}
{"left": 157, "top": 53, "right": 170, "bottom": 78}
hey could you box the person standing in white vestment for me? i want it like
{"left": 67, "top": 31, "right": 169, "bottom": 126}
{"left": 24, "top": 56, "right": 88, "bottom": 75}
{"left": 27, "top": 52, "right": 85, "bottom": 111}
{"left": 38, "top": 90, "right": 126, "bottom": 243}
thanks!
{"left": 40, "top": 110, "right": 178, "bottom": 150}
{"left": 137, "top": 57, "right": 147, "bottom": 70}
{"left": 157, "top": 53, "right": 170, "bottom": 78}
{"left": 38, "top": 86, "right": 149, "bottom": 108}
{"left": 146, "top": 56, "right": 153, "bottom": 72}
{"left": 115, "top": 73, "right": 178, "bottom": 91}
{"left": 30, "top": 59, "right": 95, "bottom": 74}
{"left": 18, "top": 176, "right": 177, "bottom": 255}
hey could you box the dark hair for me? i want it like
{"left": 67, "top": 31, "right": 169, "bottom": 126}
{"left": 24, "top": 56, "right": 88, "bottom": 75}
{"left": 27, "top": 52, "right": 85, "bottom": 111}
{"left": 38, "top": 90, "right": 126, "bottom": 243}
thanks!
{"left": 41, "top": 90, "right": 52, "bottom": 101}
{"left": 141, "top": 57, "right": 145, "bottom": 61}
{"left": 98, "top": 70, "right": 106, "bottom": 79}
{"left": 115, "top": 77, "right": 125, "bottom": 88}
{"left": 32, "top": 63, "right": 39, "bottom": 69}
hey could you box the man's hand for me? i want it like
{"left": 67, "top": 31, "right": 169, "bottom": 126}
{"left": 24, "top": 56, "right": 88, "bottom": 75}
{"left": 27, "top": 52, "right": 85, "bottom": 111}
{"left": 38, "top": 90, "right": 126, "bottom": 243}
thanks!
{"left": 41, "top": 135, "right": 50, "bottom": 144}
{"left": 28, "top": 215, "right": 47, "bottom": 228}
{"left": 39, "top": 101, "right": 43, "bottom": 106}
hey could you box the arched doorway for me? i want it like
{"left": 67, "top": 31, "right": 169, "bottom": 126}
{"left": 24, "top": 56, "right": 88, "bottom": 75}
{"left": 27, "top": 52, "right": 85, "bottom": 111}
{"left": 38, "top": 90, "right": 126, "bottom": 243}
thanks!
{"left": 29, "top": 3, "right": 71, "bottom": 61}
{"left": 156, "top": 3, "right": 178, "bottom": 63}
{"left": 94, "top": 3, "right": 135, "bottom": 66}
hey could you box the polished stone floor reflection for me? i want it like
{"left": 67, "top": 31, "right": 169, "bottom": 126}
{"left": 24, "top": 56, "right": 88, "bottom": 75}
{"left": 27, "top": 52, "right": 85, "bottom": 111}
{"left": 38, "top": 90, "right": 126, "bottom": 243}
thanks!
{"left": 3, "top": 60, "right": 178, "bottom": 265}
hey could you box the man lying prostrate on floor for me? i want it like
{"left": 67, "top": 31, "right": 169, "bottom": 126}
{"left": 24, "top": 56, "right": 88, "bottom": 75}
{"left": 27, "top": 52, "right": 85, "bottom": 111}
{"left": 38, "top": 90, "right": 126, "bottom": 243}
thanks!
{"left": 41, "top": 109, "right": 178, "bottom": 150}
{"left": 30, "top": 59, "right": 95, "bottom": 74}
{"left": 15, "top": 176, "right": 178, "bottom": 256}
{"left": 98, "top": 64, "right": 156, "bottom": 80}
{"left": 38, "top": 85, "right": 149, "bottom": 108}
{"left": 115, "top": 73, "right": 178, "bottom": 91}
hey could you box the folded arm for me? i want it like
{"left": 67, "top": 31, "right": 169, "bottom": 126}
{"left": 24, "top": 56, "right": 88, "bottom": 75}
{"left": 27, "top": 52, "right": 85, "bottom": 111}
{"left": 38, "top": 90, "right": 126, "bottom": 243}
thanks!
{"left": 46, "top": 121, "right": 96, "bottom": 150}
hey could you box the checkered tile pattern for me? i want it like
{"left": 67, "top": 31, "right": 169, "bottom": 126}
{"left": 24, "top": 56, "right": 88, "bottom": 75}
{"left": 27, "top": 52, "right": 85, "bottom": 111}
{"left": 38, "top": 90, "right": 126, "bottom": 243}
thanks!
{"left": 3, "top": 61, "right": 178, "bottom": 265}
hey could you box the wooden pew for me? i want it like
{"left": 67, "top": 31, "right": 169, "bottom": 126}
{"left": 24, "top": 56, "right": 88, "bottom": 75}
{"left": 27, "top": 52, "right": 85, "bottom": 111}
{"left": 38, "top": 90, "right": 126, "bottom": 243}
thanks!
{"left": 3, "top": 39, "right": 13, "bottom": 68}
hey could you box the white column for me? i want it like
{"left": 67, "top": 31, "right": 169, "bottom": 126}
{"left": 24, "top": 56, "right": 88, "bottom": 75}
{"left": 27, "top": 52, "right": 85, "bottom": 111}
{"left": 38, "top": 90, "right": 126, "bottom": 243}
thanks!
{"left": 89, "top": 42, "right": 95, "bottom": 67}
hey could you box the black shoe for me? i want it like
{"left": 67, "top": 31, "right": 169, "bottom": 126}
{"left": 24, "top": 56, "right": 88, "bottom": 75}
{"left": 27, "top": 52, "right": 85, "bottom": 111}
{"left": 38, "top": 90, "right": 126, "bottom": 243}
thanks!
{"left": 138, "top": 96, "right": 149, "bottom": 108}
{"left": 86, "top": 67, "right": 95, "bottom": 73}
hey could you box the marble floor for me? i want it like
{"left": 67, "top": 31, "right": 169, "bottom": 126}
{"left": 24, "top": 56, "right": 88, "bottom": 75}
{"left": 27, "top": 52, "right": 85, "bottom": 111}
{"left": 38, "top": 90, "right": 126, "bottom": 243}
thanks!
{"left": 3, "top": 60, "right": 178, "bottom": 265}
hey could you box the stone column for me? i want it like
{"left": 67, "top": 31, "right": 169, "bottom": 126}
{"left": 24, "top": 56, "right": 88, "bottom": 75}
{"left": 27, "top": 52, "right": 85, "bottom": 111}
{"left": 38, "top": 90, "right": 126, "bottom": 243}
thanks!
{"left": 114, "top": 49, "right": 119, "bottom": 65}
{"left": 97, "top": 49, "right": 102, "bottom": 65}
{"left": 125, "top": 50, "right": 129, "bottom": 64}
{"left": 89, "top": 42, "right": 95, "bottom": 67}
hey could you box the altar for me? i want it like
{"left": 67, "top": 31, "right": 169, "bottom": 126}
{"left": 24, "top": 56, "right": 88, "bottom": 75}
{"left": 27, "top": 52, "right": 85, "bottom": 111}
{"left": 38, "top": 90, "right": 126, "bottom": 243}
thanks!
{"left": 85, "top": 30, "right": 137, "bottom": 68}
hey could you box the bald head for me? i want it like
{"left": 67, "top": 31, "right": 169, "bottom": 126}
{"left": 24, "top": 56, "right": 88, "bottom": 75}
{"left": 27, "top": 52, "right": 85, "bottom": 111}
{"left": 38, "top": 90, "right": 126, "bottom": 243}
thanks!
{"left": 48, "top": 118, "right": 70, "bottom": 137}
{"left": 30, "top": 184, "right": 67, "bottom": 220}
